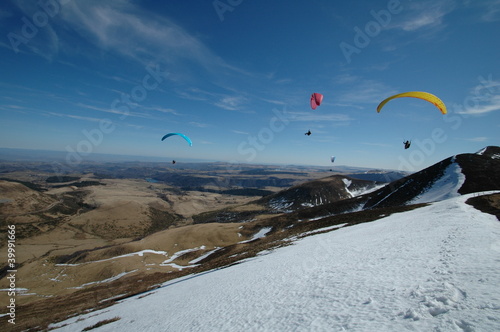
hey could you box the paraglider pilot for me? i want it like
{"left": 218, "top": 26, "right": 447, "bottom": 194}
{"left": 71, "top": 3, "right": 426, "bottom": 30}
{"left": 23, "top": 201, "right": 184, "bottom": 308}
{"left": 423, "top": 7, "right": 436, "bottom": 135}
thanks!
{"left": 305, "top": 130, "right": 311, "bottom": 136}
{"left": 403, "top": 140, "right": 411, "bottom": 149}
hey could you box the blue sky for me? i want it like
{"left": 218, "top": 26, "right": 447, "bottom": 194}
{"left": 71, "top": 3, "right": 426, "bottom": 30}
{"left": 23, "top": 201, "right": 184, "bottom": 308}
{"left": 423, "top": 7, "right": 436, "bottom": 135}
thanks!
{"left": 1, "top": 0, "right": 499, "bottom": 171}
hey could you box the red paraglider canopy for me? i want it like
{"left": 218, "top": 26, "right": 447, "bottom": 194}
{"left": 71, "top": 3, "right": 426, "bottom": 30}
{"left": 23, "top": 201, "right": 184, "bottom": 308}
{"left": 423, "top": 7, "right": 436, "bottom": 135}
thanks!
{"left": 310, "top": 93, "right": 323, "bottom": 110}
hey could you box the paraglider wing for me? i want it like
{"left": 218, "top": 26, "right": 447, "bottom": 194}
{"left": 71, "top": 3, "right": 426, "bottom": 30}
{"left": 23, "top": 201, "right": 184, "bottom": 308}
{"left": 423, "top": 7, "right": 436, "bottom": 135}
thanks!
{"left": 161, "top": 133, "right": 193, "bottom": 146}
{"left": 310, "top": 93, "right": 323, "bottom": 110}
{"left": 376, "top": 92, "right": 447, "bottom": 114}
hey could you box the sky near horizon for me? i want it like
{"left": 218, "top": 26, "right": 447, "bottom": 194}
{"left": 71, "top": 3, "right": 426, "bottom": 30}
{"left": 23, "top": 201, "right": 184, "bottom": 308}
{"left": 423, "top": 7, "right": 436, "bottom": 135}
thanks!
{"left": 1, "top": 0, "right": 499, "bottom": 171}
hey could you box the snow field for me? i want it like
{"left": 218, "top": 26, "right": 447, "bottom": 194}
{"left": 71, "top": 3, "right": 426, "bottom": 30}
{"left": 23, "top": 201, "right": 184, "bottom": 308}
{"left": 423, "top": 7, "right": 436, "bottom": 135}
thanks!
{"left": 51, "top": 193, "right": 500, "bottom": 332}
{"left": 410, "top": 161, "right": 466, "bottom": 204}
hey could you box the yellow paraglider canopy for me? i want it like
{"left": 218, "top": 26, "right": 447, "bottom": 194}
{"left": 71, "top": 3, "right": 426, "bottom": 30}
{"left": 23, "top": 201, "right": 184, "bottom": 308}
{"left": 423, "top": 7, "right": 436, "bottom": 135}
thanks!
{"left": 376, "top": 91, "right": 447, "bottom": 114}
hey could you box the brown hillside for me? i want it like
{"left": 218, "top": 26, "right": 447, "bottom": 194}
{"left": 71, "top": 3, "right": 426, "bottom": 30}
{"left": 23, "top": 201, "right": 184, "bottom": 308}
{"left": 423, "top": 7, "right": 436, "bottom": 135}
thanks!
{"left": 0, "top": 180, "right": 57, "bottom": 217}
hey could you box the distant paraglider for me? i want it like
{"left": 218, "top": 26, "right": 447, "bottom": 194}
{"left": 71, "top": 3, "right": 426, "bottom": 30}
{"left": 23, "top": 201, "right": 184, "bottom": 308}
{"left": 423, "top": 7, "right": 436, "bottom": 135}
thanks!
{"left": 376, "top": 91, "right": 447, "bottom": 114}
{"left": 161, "top": 133, "right": 193, "bottom": 146}
{"left": 305, "top": 130, "right": 312, "bottom": 136}
{"left": 403, "top": 140, "right": 411, "bottom": 149}
{"left": 310, "top": 93, "right": 323, "bottom": 110}
{"left": 331, "top": 156, "right": 335, "bottom": 163}
{"left": 172, "top": 160, "right": 176, "bottom": 164}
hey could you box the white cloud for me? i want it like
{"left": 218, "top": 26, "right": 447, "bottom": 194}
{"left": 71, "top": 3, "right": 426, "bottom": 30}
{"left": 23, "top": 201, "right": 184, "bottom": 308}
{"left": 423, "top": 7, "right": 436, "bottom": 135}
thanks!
{"left": 334, "top": 75, "right": 397, "bottom": 105}
{"left": 464, "top": 137, "right": 488, "bottom": 142}
{"left": 75, "top": 102, "right": 152, "bottom": 119}
{"left": 45, "top": 112, "right": 103, "bottom": 123}
{"left": 478, "top": 0, "right": 500, "bottom": 22}
{"left": 215, "top": 96, "right": 247, "bottom": 111}
{"left": 144, "top": 106, "right": 179, "bottom": 116}
{"left": 456, "top": 97, "right": 500, "bottom": 115}
{"left": 55, "top": 1, "right": 232, "bottom": 73}
{"left": 232, "top": 130, "right": 249, "bottom": 135}
{"left": 399, "top": 11, "right": 444, "bottom": 31}
{"left": 7, "top": 0, "right": 238, "bottom": 75}
{"left": 456, "top": 80, "right": 500, "bottom": 115}
{"left": 189, "top": 122, "right": 209, "bottom": 128}
{"left": 394, "top": 0, "right": 455, "bottom": 32}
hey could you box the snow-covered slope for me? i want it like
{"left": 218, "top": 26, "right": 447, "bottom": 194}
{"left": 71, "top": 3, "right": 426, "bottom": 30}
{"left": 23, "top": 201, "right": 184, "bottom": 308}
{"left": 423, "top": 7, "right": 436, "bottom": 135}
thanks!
{"left": 363, "top": 147, "right": 500, "bottom": 209}
{"left": 409, "top": 160, "right": 465, "bottom": 204}
{"left": 51, "top": 193, "right": 500, "bottom": 332}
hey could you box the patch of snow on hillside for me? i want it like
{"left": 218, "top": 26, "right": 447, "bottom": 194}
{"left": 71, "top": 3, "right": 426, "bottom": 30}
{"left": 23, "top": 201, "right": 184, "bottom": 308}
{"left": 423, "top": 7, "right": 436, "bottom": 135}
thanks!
{"left": 189, "top": 247, "right": 221, "bottom": 264}
{"left": 343, "top": 178, "right": 385, "bottom": 198}
{"left": 269, "top": 197, "right": 293, "bottom": 212}
{"left": 351, "top": 183, "right": 386, "bottom": 197}
{"left": 298, "top": 223, "right": 347, "bottom": 237}
{"left": 55, "top": 250, "right": 169, "bottom": 266}
{"left": 342, "top": 178, "right": 356, "bottom": 197}
{"left": 476, "top": 147, "right": 487, "bottom": 155}
{"left": 239, "top": 227, "right": 272, "bottom": 243}
{"left": 410, "top": 162, "right": 466, "bottom": 204}
{"left": 50, "top": 193, "right": 500, "bottom": 332}
{"left": 68, "top": 270, "right": 138, "bottom": 289}
{"left": 161, "top": 246, "right": 205, "bottom": 265}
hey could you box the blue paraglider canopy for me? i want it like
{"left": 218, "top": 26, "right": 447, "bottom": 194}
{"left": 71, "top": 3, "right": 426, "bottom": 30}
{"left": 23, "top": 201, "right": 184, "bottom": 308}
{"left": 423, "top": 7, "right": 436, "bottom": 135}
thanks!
{"left": 161, "top": 133, "right": 192, "bottom": 146}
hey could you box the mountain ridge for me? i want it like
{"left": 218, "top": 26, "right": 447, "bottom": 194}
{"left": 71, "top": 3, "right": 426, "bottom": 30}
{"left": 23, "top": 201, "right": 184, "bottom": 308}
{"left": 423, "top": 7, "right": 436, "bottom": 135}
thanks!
{"left": 1, "top": 146, "right": 500, "bottom": 331}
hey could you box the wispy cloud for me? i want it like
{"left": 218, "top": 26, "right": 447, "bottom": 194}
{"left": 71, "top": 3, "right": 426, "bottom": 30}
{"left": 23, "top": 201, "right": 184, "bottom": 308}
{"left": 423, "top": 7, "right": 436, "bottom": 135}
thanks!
{"left": 456, "top": 96, "right": 500, "bottom": 115}
{"left": 232, "top": 130, "right": 250, "bottom": 135}
{"left": 45, "top": 112, "right": 104, "bottom": 123}
{"left": 76, "top": 102, "right": 152, "bottom": 119}
{"left": 142, "top": 105, "right": 179, "bottom": 116}
{"left": 55, "top": 1, "right": 236, "bottom": 75}
{"left": 478, "top": 0, "right": 500, "bottom": 22}
{"left": 456, "top": 80, "right": 500, "bottom": 115}
{"left": 362, "top": 142, "right": 392, "bottom": 147}
{"left": 334, "top": 74, "right": 397, "bottom": 105}
{"left": 45, "top": 111, "right": 145, "bottom": 130}
{"left": 7, "top": 0, "right": 241, "bottom": 76}
{"left": 189, "top": 122, "right": 210, "bottom": 128}
{"left": 215, "top": 96, "right": 248, "bottom": 111}
{"left": 289, "top": 112, "right": 352, "bottom": 125}
{"left": 394, "top": 0, "right": 455, "bottom": 32}
{"left": 463, "top": 137, "right": 488, "bottom": 142}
